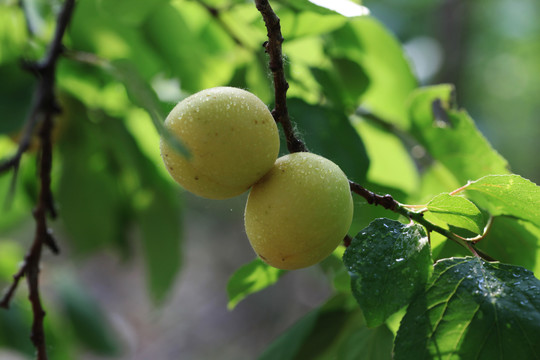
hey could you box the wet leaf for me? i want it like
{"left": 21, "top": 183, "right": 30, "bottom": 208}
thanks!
{"left": 394, "top": 257, "right": 540, "bottom": 359}
{"left": 343, "top": 218, "right": 432, "bottom": 327}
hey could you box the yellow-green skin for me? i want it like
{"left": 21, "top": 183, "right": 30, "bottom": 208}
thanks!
{"left": 160, "top": 87, "right": 279, "bottom": 199}
{"left": 245, "top": 152, "right": 354, "bottom": 270}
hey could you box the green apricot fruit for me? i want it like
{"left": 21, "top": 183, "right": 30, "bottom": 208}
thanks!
{"left": 160, "top": 87, "right": 279, "bottom": 199}
{"left": 244, "top": 152, "right": 354, "bottom": 270}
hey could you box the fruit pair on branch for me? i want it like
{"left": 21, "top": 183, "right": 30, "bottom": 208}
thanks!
{"left": 160, "top": 87, "right": 353, "bottom": 270}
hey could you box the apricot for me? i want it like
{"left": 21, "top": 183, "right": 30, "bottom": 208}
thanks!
{"left": 245, "top": 152, "right": 353, "bottom": 270}
{"left": 160, "top": 87, "right": 279, "bottom": 199}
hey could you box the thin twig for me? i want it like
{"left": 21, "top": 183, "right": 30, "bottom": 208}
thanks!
{"left": 254, "top": 0, "right": 307, "bottom": 153}
{"left": 450, "top": 215, "right": 494, "bottom": 244}
{"left": 348, "top": 180, "right": 397, "bottom": 210}
{"left": 0, "top": 264, "right": 26, "bottom": 309}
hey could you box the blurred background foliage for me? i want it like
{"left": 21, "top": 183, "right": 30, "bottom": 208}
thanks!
{"left": 0, "top": 0, "right": 538, "bottom": 359}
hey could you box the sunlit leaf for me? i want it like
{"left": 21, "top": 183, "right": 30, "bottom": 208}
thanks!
{"left": 0, "top": 240, "right": 23, "bottom": 281}
{"left": 352, "top": 118, "right": 419, "bottom": 196}
{"left": 394, "top": 257, "right": 540, "bottom": 359}
{"left": 426, "top": 193, "right": 485, "bottom": 236}
{"left": 0, "top": 6, "right": 28, "bottom": 63}
{"left": 280, "top": 10, "right": 347, "bottom": 39}
{"left": 69, "top": 0, "right": 162, "bottom": 78}
{"left": 464, "top": 175, "right": 540, "bottom": 228}
{"left": 107, "top": 60, "right": 188, "bottom": 157}
{"left": 143, "top": 2, "right": 236, "bottom": 91}
{"left": 408, "top": 85, "right": 510, "bottom": 184}
{"left": 326, "top": 16, "right": 417, "bottom": 128}
{"left": 227, "top": 258, "right": 286, "bottom": 310}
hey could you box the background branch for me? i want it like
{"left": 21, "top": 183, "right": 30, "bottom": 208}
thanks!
{"left": 0, "top": 0, "right": 76, "bottom": 359}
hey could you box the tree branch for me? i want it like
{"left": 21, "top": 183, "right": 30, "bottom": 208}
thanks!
{"left": 0, "top": 0, "right": 76, "bottom": 359}
{"left": 254, "top": 0, "right": 307, "bottom": 153}
{"left": 253, "top": 1, "right": 494, "bottom": 262}
{"left": 348, "top": 179, "right": 495, "bottom": 261}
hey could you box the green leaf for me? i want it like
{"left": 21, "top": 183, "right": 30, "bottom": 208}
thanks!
{"left": 108, "top": 60, "right": 188, "bottom": 157}
{"left": 394, "top": 257, "right": 540, "bottom": 359}
{"left": 408, "top": 85, "right": 510, "bottom": 184}
{"left": 475, "top": 216, "right": 540, "bottom": 278}
{"left": 69, "top": 0, "right": 163, "bottom": 79}
{"left": 310, "top": 57, "right": 370, "bottom": 110}
{"left": 227, "top": 258, "right": 286, "bottom": 310}
{"left": 0, "top": 63, "right": 35, "bottom": 134}
{"left": 0, "top": 301, "right": 34, "bottom": 355}
{"left": 343, "top": 218, "right": 432, "bottom": 327}
{"left": 58, "top": 278, "right": 119, "bottom": 355}
{"left": 57, "top": 118, "right": 124, "bottom": 254}
{"left": 137, "top": 189, "right": 182, "bottom": 303}
{"left": 280, "top": 10, "right": 347, "bottom": 39}
{"left": 97, "top": 0, "right": 167, "bottom": 26}
{"left": 326, "top": 16, "right": 417, "bottom": 128}
{"left": 415, "top": 161, "right": 461, "bottom": 204}
{"left": 337, "top": 326, "right": 393, "bottom": 360}
{"left": 0, "top": 240, "right": 23, "bottom": 282}
{"left": 426, "top": 193, "right": 485, "bottom": 236}
{"left": 352, "top": 118, "right": 419, "bottom": 196}
{"left": 259, "top": 294, "right": 392, "bottom": 360}
{"left": 58, "top": 96, "right": 183, "bottom": 303}
{"left": 258, "top": 307, "right": 321, "bottom": 360}
{"left": 0, "top": 6, "right": 28, "bottom": 63}
{"left": 143, "top": 2, "right": 236, "bottom": 92}
{"left": 57, "top": 60, "right": 131, "bottom": 116}
{"left": 280, "top": 0, "right": 349, "bottom": 15}
{"left": 97, "top": 114, "right": 183, "bottom": 303}
{"left": 287, "top": 98, "right": 369, "bottom": 184}
{"left": 0, "top": 155, "right": 33, "bottom": 232}
{"left": 464, "top": 174, "right": 540, "bottom": 228}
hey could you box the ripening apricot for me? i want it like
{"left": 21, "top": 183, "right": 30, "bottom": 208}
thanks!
{"left": 245, "top": 152, "right": 354, "bottom": 270}
{"left": 160, "top": 87, "right": 279, "bottom": 199}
